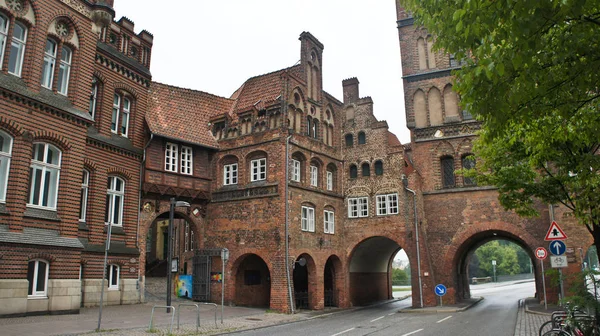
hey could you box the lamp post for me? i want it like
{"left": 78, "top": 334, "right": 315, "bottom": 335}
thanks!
{"left": 167, "top": 198, "right": 190, "bottom": 313}
{"left": 402, "top": 175, "right": 423, "bottom": 308}
{"left": 492, "top": 260, "right": 497, "bottom": 282}
{"left": 221, "top": 248, "right": 229, "bottom": 324}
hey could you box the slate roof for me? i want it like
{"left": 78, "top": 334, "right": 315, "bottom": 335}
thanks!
{"left": 147, "top": 82, "right": 235, "bottom": 149}
{"left": 0, "top": 225, "right": 83, "bottom": 249}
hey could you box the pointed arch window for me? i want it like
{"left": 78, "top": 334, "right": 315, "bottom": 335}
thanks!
{"left": 349, "top": 164, "right": 357, "bottom": 179}
{"left": 441, "top": 156, "right": 455, "bottom": 188}
{"left": 462, "top": 155, "right": 477, "bottom": 186}
{"left": 358, "top": 131, "right": 366, "bottom": 145}
{"left": 361, "top": 163, "right": 370, "bottom": 177}
{"left": 345, "top": 134, "right": 353, "bottom": 147}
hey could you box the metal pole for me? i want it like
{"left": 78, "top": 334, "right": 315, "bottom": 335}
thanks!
{"left": 403, "top": 184, "right": 423, "bottom": 308}
{"left": 167, "top": 198, "right": 175, "bottom": 313}
{"left": 221, "top": 251, "right": 225, "bottom": 324}
{"left": 285, "top": 135, "right": 294, "bottom": 314}
{"left": 97, "top": 223, "right": 112, "bottom": 331}
{"left": 493, "top": 264, "right": 496, "bottom": 282}
{"left": 541, "top": 259, "right": 547, "bottom": 310}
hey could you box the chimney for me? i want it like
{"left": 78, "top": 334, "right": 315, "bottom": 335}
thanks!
{"left": 342, "top": 77, "right": 359, "bottom": 104}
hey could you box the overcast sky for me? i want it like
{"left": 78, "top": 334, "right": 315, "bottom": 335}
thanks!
{"left": 113, "top": 0, "right": 409, "bottom": 143}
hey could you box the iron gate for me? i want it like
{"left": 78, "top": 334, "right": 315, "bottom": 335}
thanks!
{"left": 192, "top": 249, "right": 221, "bottom": 302}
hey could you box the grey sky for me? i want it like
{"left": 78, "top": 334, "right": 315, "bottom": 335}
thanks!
{"left": 113, "top": 0, "right": 409, "bottom": 143}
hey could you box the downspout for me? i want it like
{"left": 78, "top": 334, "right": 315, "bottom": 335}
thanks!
{"left": 137, "top": 133, "right": 154, "bottom": 299}
{"left": 285, "top": 134, "right": 294, "bottom": 314}
{"left": 403, "top": 177, "right": 423, "bottom": 308}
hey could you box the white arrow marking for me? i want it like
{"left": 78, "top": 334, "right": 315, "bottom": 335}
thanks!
{"left": 436, "top": 287, "right": 445, "bottom": 294}
{"left": 552, "top": 242, "right": 563, "bottom": 254}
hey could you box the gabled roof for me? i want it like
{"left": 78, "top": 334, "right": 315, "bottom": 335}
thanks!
{"left": 387, "top": 131, "right": 402, "bottom": 147}
{"left": 147, "top": 82, "right": 235, "bottom": 148}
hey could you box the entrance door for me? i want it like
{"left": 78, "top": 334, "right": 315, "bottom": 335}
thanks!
{"left": 193, "top": 254, "right": 211, "bottom": 301}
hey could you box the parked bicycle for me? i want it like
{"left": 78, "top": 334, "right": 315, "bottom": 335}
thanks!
{"left": 540, "top": 305, "right": 599, "bottom": 336}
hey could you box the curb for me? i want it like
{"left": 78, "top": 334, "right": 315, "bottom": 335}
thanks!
{"left": 399, "top": 296, "right": 484, "bottom": 314}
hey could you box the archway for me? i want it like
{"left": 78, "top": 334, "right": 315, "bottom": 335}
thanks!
{"left": 348, "top": 236, "right": 403, "bottom": 306}
{"left": 145, "top": 212, "right": 196, "bottom": 277}
{"left": 293, "top": 253, "right": 315, "bottom": 310}
{"left": 232, "top": 253, "right": 271, "bottom": 307}
{"left": 324, "top": 255, "right": 343, "bottom": 307}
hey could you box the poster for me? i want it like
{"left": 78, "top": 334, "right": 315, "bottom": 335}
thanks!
{"left": 176, "top": 274, "right": 193, "bottom": 299}
{"left": 211, "top": 272, "right": 222, "bottom": 283}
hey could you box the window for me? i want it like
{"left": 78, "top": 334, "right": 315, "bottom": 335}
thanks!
{"left": 301, "top": 206, "right": 315, "bottom": 232}
{"left": 375, "top": 160, "right": 383, "bottom": 176}
{"left": 324, "top": 210, "right": 334, "bottom": 234}
{"left": 306, "top": 116, "right": 312, "bottom": 137}
{"left": 348, "top": 197, "right": 368, "bottom": 218}
{"left": 107, "top": 264, "right": 119, "bottom": 289}
{"left": 0, "top": 14, "right": 8, "bottom": 68}
{"left": 57, "top": 46, "right": 72, "bottom": 95}
{"left": 290, "top": 159, "right": 300, "bottom": 182}
{"left": 184, "top": 222, "right": 189, "bottom": 252}
{"left": 349, "top": 164, "right": 357, "bottom": 179}
{"left": 224, "top": 163, "right": 238, "bottom": 185}
{"left": 250, "top": 158, "right": 266, "bottom": 181}
{"left": 0, "top": 131, "right": 12, "bottom": 202}
{"left": 311, "top": 119, "right": 319, "bottom": 139}
{"left": 310, "top": 165, "right": 318, "bottom": 187}
{"left": 441, "top": 156, "right": 455, "bottom": 188}
{"left": 362, "top": 163, "right": 370, "bottom": 177}
{"left": 88, "top": 77, "right": 99, "bottom": 118}
{"left": 326, "top": 171, "right": 333, "bottom": 191}
{"left": 79, "top": 170, "right": 89, "bottom": 222}
{"left": 345, "top": 134, "right": 353, "bottom": 147}
{"left": 358, "top": 131, "right": 366, "bottom": 145}
{"left": 29, "top": 143, "right": 61, "bottom": 209}
{"left": 106, "top": 176, "right": 125, "bottom": 226}
{"left": 8, "top": 22, "right": 26, "bottom": 76}
{"left": 376, "top": 193, "right": 399, "bottom": 216}
{"left": 462, "top": 155, "right": 477, "bottom": 186}
{"left": 165, "top": 142, "right": 178, "bottom": 172}
{"left": 27, "top": 260, "right": 49, "bottom": 297}
{"left": 41, "top": 39, "right": 57, "bottom": 89}
{"left": 180, "top": 146, "right": 192, "bottom": 175}
{"left": 112, "top": 93, "right": 131, "bottom": 137}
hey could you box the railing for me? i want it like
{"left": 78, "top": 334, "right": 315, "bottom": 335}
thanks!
{"left": 177, "top": 303, "right": 200, "bottom": 332}
{"left": 149, "top": 305, "right": 175, "bottom": 334}
{"left": 295, "top": 291, "right": 309, "bottom": 309}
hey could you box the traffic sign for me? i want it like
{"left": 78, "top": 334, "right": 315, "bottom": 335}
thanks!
{"left": 549, "top": 240, "right": 566, "bottom": 256}
{"left": 545, "top": 221, "right": 568, "bottom": 241}
{"left": 535, "top": 247, "right": 548, "bottom": 260}
{"left": 550, "top": 256, "right": 568, "bottom": 268}
{"left": 435, "top": 284, "right": 447, "bottom": 296}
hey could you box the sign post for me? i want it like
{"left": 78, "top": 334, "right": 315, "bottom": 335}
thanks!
{"left": 435, "top": 284, "right": 447, "bottom": 307}
{"left": 545, "top": 221, "right": 568, "bottom": 301}
{"left": 535, "top": 247, "right": 548, "bottom": 310}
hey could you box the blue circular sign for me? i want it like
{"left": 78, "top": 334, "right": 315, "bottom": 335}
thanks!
{"left": 549, "top": 240, "right": 567, "bottom": 256}
{"left": 435, "top": 284, "right": 447, "bottom": 296}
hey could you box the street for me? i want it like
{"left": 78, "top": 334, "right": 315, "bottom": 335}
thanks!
{"left": 233, "top": 281, "right": 535, "bottom": 336}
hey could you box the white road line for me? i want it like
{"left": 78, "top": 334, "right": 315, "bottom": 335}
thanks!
{"left": 436, "top": 316, "right": 452, "bottom": 323}
{"left": 388, "top": 312, "right": 395, "bottom": 316}
{"left": 370, "top": 316, "right": 385, "bottom": 322}
{"left": 331, "top": 327, "right": 355, "bottom": 336}
{"left": 400, "top": 329, "right": 423, "bottom": 336}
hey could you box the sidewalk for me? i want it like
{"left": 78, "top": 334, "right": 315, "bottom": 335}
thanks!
{"left": 514, "top": 297, "right": 560, "bottom": 336}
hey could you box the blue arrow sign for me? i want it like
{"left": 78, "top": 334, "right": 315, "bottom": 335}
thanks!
{"left": 435, "top": 284, "right": 447, "bottom": 297}
{"left": 549, "top": 240, "right": 566, "bottom": 256}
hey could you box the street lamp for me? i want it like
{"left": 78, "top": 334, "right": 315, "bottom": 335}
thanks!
{"left": 221, "top": 248, "right": 229, "bottom": 324}
{"left": 167, "top": 198, "right": 190, "bottom": 313}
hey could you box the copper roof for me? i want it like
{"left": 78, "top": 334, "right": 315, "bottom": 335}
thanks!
{"left": 147, "top": 82, "right": 235, "bottom": 148}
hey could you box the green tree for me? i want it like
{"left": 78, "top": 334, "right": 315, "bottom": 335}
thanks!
{"left": 475, "top": 241, "right": 520, "bottom": 277}
{"left": 403, "top": 0, "right": 600, "bottom": 258}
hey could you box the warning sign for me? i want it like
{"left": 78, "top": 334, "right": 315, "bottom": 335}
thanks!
{"left": 544, "top": 221, "right": 568, "bottom": 241}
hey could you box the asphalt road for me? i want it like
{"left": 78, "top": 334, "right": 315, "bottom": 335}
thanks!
{"left": 233, "top": 281, "right": 535, "bottom": 336}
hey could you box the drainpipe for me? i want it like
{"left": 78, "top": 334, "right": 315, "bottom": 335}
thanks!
{"left": 285, "top": 134, "right": 294, "bottom": 314}
{"left": 137, "top": 133, "right": 154, "bottom": 299}
{"left": 403, "top": 176, "right": 423, "bottom": 308}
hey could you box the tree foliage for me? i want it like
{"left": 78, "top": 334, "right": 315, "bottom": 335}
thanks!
{"left": 473, "top": 241, "right": 521, "bottom": 277}
{"left": 403, "top": 0, "right": 600, "bottom": 255}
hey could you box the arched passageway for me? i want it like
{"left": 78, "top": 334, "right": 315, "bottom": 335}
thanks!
{"left": 293, "top": 254, "right": 316, "bottom": 310}
{"left": 145, "top": 212, "right": 196, "bottom": 277}
{"left": 324, "top": 255, "right": 343, "bottom": 307}
{"left": 233, "top": 254, "right": 271, "bottom": 307}
{"left": 348, "top": 237, "right": 403, "bottom": 306}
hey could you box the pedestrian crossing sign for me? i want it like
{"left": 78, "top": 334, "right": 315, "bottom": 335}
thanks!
{"left": 544, "top": 221, "right": 567, "bottom": 241}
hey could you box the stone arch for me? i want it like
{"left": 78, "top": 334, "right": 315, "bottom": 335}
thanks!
{"left": 293, "top": 253, "right": 317, "bottom": 310}
{"left": 324, "top": 255, "right": 344, "bottom": 307}
{"left": 47, "top": 14, "right": 80, "bottom": 48}
{"left": 443, "top": 84, "right": 459, "bottom": 119}
{"left": 231, "top": 252, "right": 272, "bottom": 307}
{"left": 428, "top": 87, "right": 443, "bottom": 126}
{"left": 29, "top": 130, "right": 72, "bottom": 151}
{"left": 413, "top": 90, "right": 427, "bottom": 128}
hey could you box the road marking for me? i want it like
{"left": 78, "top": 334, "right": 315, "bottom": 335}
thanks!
{"left": 388, "top": 312, "right": 395, "bottom": 316}
{"left": 370, "top": 316, "right": 384, "bottom": 322}
{"left": 331, "top": 327, "right": 355, "bottom": 336}
{"left": 436, "top": 316, "right": 452, "bottom": 323}
{"left": 307, "top": 312, "right": 335, "bottom": 320}
{"left": 400, "top": 329, "right": 423, "bottom": 336}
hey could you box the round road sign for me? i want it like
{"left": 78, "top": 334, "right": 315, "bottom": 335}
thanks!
{"left": 535, "top": 247, "right": 548, "bottom": 260}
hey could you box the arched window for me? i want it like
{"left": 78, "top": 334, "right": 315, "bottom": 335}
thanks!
{"left": 0, "top": 14, "right": 8, "bottom": 67}
{"left": 0, "top": 130, "right": 13, "bottom": 202}
{"left": 8, "top": 22, "right": 27, "bottom": 76}
{"left": 358, "top": 131, "right": 366, "bottom": 145}
{"left": 441, "top": 156, "right": 455, "bottom": 188}
{"left": 309, "top": 160, "right": 320, "bottom": 187}
{"left": 29, "top": 143, "right": 62, "bottom": 209}
{"left": 28, "top": 260, "right": 49, "bottom": 297}
{"left": 462, "top": 155, "right": 477, "bottom": 186}
{"left": 306, "top": 116, "right": 312, "bottom": 136}
{"left": 41, "top": 39, "right": 57, "bottom": 89}
{"left": 290, "top": 152, "right": 305, "bottom": 183}
{"left": 222, "top": 155, "right": 238, "bottom": 186}
{"left": 349, "top": 164, "right": 357, "bottom": 179}
{"left": 417, "top": 37, "right": 427, "bottom": 70}
{"left": 89, "top": 77, "right": 100, "bottom": 119}
{"left": 414, "top": 90, "right": 427, "bottom": 128}
{"left": 345, "top": 134, "right": 353, "bottom": 147}
{"left": 112, "top": 92, "right": 132, "bottom": 137}
{"left": 324, "top": 208, "right": 335, "bottom": 234}
{"left": 79, "top": 169, "right": 90, "bottom": 222}
{"left": 57, "top": 45, "right": 72, "bottom": 95}
{"left": 326, "top": 163, "right": 336, "bottom": 191}
{"left": 361, "top": 163, "right": 370, "bottom": 177}
{"left": 429, "top": 87, "right": 443, "bottom": 126}
{"left": 443, "top": 85, "right": 459, "bottom": 118}
{"left": 106, "top": 176, "right": 125, "bottom": 226}
{"left": 374, "top": 160, "right": 383, "bottom": 176}
{"left": 311, "top": 118, "right": 319, "bottom": 139}
{"left": 427, "top": 36, "right": 436, "bottom": 68}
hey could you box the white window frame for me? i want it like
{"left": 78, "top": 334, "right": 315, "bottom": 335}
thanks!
{"left": 376, "top": 193, "right": 399, "bottom": 216}
{"left": 301, "top": 206, "right": 315, "bottom": 232}
{"left": 106, "top": 176, "right": 125, "bottom": 226}
{"left": 41, "top": 39, "right": 56, "bottom": 89}
{"left": 27, "top": 259, "right": 49, "bottom": 298}
{"left": 310, "top": 165, "right": 318, "bottom": 187}
{"left": 0, "top": 14, "right": 8, "bottom": 69}
{"left": 8, "top": 21, "right": 26, "bottom": 77}
{"left": 326, "top": 171, "right": 333, "bottom": 191}
{"left": 0, "top": 130, "right": 13, "bottom": 202}
{"left": 28, "top": 143, "right": 61, "bottom": 210}
{"left": 107, "top": 264, "right": 119, "bottom": 290}
{"left": 165, "top": 142, "right": 178, "bottom": 172}
{"left": 223, "top": 163, "right": 238, "bottom": 185}
{"left": 348, "top": 197, "right": 369, "bottom": 218}
{"left": 180, "top": 146, "right": 193, "bottom": 175}
{"left": 251, "top": 158, "right": 266, "bottom": 182}
{"left": 324, "top": 210, "right": 334, "bottom": 234}
{"left": 89, "top": 77, "right": 98, "bottom": 119}
{"left": 57, "top": 45, "right": 72, "bottom": 95}
{"left": 111, "top": 94, "right": 120, "bottom": 133}
{"left": 79, "top": 169, "right": 89, "bottom": 222}
{"left": 291, "top": 159, "right": 300, "bottom": 182}
{"left": 121, "top": 97, "right": 130, "bottom": 137}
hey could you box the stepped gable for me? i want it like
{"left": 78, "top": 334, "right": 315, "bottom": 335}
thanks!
{"left": 147, "top": 82, "right": 235, "bottom": 148}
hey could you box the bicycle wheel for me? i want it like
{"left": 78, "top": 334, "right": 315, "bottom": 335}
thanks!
{"left": 542, "top": 330, "right": 571, "bottom": 336}
{"left": 540, "top": 321, "right": 556, "bottom": 336}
